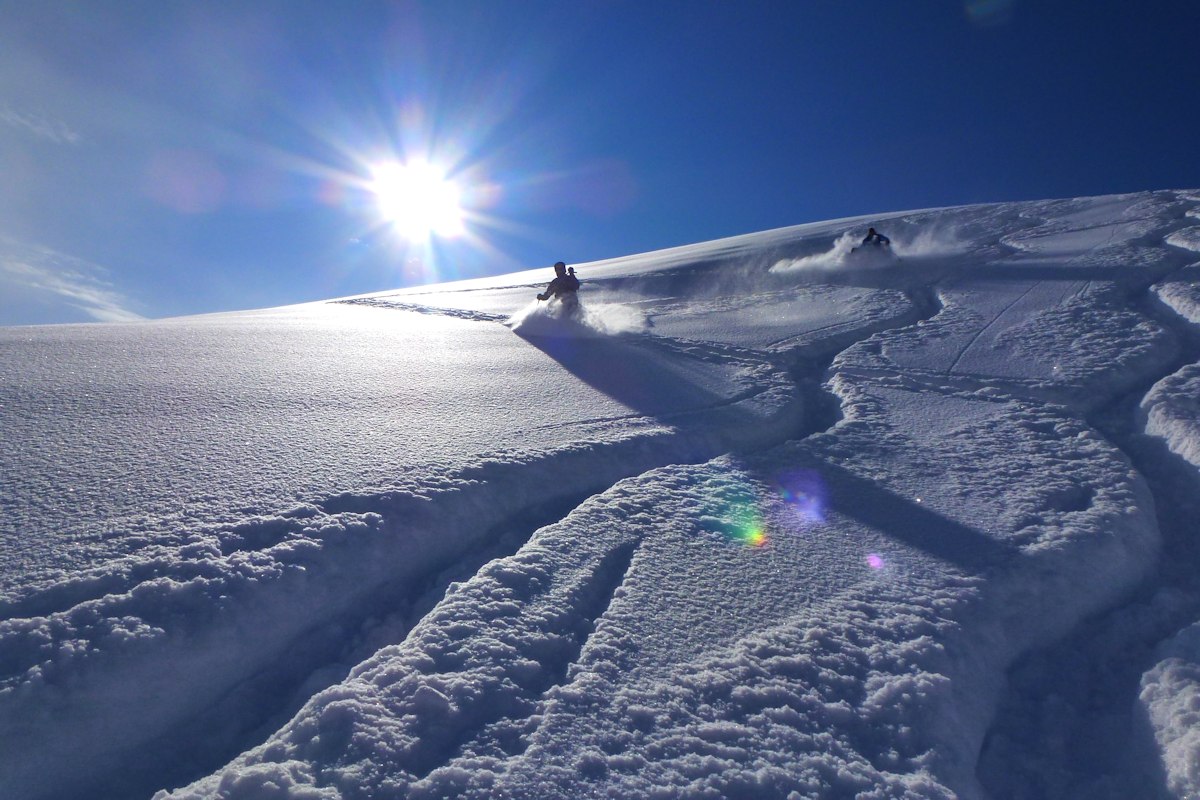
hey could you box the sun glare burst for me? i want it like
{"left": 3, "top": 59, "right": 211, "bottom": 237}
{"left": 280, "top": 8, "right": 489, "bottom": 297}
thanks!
{"left": 371, "top": 161, "right": 465, "bottom": 240}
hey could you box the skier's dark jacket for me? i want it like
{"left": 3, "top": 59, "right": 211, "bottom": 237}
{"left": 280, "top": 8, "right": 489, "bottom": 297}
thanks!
{"left": 862, "top": 228, "right": 891, "bottom": 246}
{"left": 539, "top": 269, "right": 580, "bottom": 300}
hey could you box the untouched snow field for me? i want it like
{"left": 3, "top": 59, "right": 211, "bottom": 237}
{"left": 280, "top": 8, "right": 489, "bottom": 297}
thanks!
{"left": 3, "top": 190, "right": 1200, "bottom": 799}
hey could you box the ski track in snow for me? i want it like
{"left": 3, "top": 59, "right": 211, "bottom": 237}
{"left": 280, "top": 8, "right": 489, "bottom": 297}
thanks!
{"left": 0, "top": 357, "right": 805, "bottom": 800}
{"left": 4, "top": 191, "right": 1200, "bottom": 799}
{"left": 977, "top": 195, "right": 1200, "bottom": 798}
{"left": 334, "top": 298, "right": 508, "bottom": 325}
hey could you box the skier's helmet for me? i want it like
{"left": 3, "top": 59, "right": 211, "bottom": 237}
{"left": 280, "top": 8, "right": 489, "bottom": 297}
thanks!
{"left": 554, "top": 261, "right": 566, "bottom": 275}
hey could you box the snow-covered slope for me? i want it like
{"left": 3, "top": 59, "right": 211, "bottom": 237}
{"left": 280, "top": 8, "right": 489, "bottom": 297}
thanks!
{"left": 3, "top": 190, "right": 1200, "bottom": 800}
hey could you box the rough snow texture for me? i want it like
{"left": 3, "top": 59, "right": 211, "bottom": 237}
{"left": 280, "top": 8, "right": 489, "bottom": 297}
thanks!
{"left": 2, "top": 190, "right": 1200, "bottom": 800}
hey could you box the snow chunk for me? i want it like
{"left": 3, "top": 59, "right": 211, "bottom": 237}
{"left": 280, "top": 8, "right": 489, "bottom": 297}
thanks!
{"left": 1166, "top": 226, "right": 1200, "bottom": 254}
{"left": 1152, "top": 264, "right": 1200, "bottom": 327}
{"left": 1141, "top": 363, "right": 1200, "bottom": 469}
{"left": 1137, "top": 622, "right": 1200, "bottom": 798}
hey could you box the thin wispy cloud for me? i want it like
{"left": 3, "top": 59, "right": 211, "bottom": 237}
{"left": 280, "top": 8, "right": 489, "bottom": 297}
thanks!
{"left": 0, "top": 103, "right": 81, "bottom": 145}
{"left": 0, "top": 237, "right": 143, "bottom": 323}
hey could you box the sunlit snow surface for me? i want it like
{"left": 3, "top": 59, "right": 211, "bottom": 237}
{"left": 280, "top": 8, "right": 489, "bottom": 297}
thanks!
{"left": 3, "top": 191, "right": 1200, "bottom": 799}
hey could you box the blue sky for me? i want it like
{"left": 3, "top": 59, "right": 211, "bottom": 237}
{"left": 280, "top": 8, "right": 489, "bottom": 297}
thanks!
{"left": 2, "top": 1, "right": 1198, "bottom": 326}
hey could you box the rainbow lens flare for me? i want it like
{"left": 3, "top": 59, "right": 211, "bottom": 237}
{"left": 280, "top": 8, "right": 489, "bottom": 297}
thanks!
{"left": 721, "top": 505, "right": 768, "bottom": 548}
{"left": 742, "top": 526, "right": 768, "bottom": 548}
{"left": 698, "top": 469, "right": 771, "bottom": 549}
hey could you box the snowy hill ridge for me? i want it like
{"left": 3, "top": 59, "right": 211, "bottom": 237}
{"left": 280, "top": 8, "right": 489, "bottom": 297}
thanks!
{"left": 2, "top": 190, "right": 1200, "bottom": 799}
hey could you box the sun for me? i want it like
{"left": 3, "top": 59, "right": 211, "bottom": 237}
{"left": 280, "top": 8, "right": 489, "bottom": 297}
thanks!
{"left": 370, "top": 160, "right": 465, "bottom": 240}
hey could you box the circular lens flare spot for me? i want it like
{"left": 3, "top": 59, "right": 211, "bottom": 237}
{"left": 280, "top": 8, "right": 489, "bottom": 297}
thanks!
{"left": 866, "top": 553, "right": 885, "bottom": 570}
{"left": 778, "top": 469, "right": 828, "bottom": 526}
{"left": 371, "top": 161, "right": 464, "bottom": 240}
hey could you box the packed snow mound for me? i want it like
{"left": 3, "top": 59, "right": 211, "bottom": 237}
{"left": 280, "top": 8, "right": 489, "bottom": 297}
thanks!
{"left": 5, "top": 189, "right": 1200, "bottom": 800}
{"left": 1165, "top": 226, "right": 1200, "bottom": 254}
{"left": 1154, "top": 265, "right": 1200, "bottom": 325}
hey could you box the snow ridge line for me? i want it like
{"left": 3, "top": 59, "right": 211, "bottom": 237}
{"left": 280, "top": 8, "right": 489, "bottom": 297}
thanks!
{"left": 337, "top": 293, "right": 787, "bottom": 371}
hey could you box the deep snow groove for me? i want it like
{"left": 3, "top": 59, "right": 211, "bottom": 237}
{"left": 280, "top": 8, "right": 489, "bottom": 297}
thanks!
{"left": 976, "top": 253, "right": 1200, "bottom": 798}
{"left": 555, "top": 540, "right": 640, "bottom": 683}
{"left": 408, "top": 540, "right": 640, "bottom": 780}
{"left": 52, "top": 492, "right": 599, "bottom": 800}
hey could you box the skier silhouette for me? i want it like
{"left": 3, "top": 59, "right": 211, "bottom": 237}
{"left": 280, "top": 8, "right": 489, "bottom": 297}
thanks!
{"left": 536, "top": 261, "right": 580, "bottom": 306}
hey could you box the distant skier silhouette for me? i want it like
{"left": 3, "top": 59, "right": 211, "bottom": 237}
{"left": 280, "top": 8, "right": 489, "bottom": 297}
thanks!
{"left": 861, "top": 227, "right": 891, "bottom": 247}
{"left": 536, "top": 261, "right": 580, "bottom": 309}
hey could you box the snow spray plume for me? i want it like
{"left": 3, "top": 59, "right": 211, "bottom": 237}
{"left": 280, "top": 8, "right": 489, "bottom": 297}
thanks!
{"left": 581, "top": 304, "right": 649, "bottom": 335}
{"left": 506, "top": 300, "right": 648, "bottom": 337}
{"left": 505, "top": 301, "right": 544, "bottom": 331}
{"left": 770, "top": 232, "right": 860, "bottom": 273}
{"left": 770, "top": 223, "right": 969, "bottom": 274}
{"left": 892, "top": 223, "right": 970, "bottom": 257}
